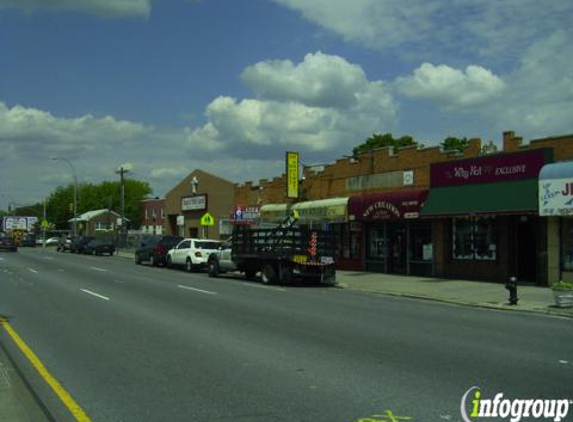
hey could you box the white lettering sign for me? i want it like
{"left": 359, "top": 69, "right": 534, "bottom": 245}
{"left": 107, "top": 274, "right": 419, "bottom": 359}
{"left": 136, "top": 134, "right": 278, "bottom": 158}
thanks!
{"left": 539, "top": 178, "right": 573, "bottom": 216}
{"left": 181, "top": 195, "right": 207, "bottom": 211}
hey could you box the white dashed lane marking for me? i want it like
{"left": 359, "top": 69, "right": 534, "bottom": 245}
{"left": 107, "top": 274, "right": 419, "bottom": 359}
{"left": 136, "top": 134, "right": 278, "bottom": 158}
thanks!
{"left": 80, "top": 289, "right": 110, "bottom": 301}
{"left": 177, "top": 285, "right": 217, "bottom": 295}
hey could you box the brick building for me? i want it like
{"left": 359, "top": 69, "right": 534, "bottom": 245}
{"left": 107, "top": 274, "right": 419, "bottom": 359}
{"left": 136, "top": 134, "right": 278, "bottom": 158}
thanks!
{"left": 164, "top": 169, "right": 235, "bottom": 239}
{"left": 234, "top": 131, "right": 573, "bottom": 286}
{"left": 140, "top": 198, "right": 165, "bottom": 235}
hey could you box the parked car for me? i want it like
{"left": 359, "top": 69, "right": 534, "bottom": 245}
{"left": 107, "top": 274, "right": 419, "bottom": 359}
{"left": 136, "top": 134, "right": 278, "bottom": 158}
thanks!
{"left": 70, "top": 236, "right": 95, "bottom": 254}
{"left": 134, "top": 235, "right": 183, "bottom": 266}
{"left": 82, "top": 237, "right": 116, "bottom": 256}
{"left": 0, "top": 236, "right": 18, "bottom": 252}
{"left": 57, "top": 235, "right": 75, "bottom": 252}
{"left": 43, "top": 236, "right": 60, "bottom": 246}
{"left": 19, "top": 234, "right": 37, "bottom": 247}
{"left": 167, "top": 238, "right": 222, "bottom": 272}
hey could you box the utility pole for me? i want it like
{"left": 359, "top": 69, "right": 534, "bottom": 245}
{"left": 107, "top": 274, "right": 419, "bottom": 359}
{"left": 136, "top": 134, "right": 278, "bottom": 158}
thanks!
{"left": 115, "top": 166, "right": 130, "bottom": 248}
{"left": 43, "top": 198, "right": 46, "bottom": 249}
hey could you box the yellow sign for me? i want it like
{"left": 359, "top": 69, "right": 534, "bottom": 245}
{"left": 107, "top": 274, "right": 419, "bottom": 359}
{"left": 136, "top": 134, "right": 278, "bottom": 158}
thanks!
{"left": 286, "top": 151, "right": 299, "bottom": 199}
{"left": 200, "top": 212, "right": 215, "bottom": 226}
{"left": 41, "top": 219, "right": 49, "bottom": 228}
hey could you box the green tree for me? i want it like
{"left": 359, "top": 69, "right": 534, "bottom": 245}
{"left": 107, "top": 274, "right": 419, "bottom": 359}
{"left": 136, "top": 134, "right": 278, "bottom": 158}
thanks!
{"left": 353, "top": 133, "right": 416, "bottom": 156}
{"left": 441, "top": 136, "right": 469, "bottom": 152}
{"left": 45, "top": 179, "right": 152, "bottom": 230}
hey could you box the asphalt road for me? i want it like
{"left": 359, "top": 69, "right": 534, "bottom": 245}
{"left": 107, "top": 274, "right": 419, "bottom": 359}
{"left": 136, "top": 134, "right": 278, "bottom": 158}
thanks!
{"left": 1, "top": 248, "right": 572, "bottom": 422}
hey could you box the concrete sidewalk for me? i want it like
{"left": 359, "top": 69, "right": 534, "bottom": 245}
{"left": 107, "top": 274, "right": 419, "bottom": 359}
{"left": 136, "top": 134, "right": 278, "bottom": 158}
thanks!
{"left": 336, "top": 271, "right": 573, "bottom": 318}
{"left": 0, "top": 341, "right": 50, "bottom": 422}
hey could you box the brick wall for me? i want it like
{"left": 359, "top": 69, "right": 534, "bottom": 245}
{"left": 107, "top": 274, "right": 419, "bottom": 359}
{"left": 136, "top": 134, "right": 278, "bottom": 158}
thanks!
{"left": 235, "top": 131, "right": 573, "bottom": 206}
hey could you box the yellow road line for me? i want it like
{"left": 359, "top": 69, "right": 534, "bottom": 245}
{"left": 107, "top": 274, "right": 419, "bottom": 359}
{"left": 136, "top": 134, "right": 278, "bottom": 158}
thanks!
{"left": 0, "top": 318, "right": 93, "bottom": 422}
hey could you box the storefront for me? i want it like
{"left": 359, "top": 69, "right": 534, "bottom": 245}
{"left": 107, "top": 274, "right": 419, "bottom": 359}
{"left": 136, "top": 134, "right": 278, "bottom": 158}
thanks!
{"left": 538, "top": 161, "right": 573, "bottom": 284}
{"left": 348, "top": 190, "right": 431, "bottom": 275}
{"left": 422, "top": 149, "right": 552, "bottom": 285}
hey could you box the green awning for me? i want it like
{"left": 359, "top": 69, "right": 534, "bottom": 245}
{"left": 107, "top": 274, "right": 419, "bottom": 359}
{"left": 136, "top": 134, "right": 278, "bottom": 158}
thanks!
{"left": 421, "top": 179, "right": 538, "bottom": 216}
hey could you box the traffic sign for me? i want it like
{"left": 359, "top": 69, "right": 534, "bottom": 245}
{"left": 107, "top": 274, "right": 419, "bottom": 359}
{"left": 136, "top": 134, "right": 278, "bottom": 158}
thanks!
{"left": 41, "top": 219, "right": 49, "bottom": 228}
{"left": 200, "top": 212, "right": 215, "bottom": 226}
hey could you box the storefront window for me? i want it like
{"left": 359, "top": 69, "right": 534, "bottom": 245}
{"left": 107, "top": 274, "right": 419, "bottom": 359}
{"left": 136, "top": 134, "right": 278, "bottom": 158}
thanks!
{"left": 561, "top": 219, "right": 573, "bottom": 271}
{"left": 474, "top": 217, "right": 496, "bottom": 260}
{"left": 332, "top": 223, "right": 361, "bottom": 260}
{"left": 453, "top": 217, "right": 497, "bottom": 260}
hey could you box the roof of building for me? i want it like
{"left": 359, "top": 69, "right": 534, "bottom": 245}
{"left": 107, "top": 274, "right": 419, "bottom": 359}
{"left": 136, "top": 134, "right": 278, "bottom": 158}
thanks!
{"left": 68, "top": 208, "right": 126, "bottom": 223}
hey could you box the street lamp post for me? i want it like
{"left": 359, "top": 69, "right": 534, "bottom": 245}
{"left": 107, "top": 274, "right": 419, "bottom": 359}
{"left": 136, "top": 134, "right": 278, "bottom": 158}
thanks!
{"left": 52, "top": 157, "right": 78, "bottom": 236}
{"left": 115, "top": 166, "right": 130, "bottom": 248}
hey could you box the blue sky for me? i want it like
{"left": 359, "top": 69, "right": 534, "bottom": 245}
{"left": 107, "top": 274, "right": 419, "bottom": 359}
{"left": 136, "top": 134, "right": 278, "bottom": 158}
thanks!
{"left": 1, "top": 0, "right": 572, "bottom": 209}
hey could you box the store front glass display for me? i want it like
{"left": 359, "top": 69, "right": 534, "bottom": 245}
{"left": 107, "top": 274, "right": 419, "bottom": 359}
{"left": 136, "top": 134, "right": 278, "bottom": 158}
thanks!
{"left": 452, "top": 217, "right": 497, "bottom": 260}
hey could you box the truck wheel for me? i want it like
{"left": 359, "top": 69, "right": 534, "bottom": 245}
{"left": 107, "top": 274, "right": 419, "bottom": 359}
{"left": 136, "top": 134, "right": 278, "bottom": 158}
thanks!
{"left": 261, "top": 264, "right": 277, "bottom": 285}
{"left": 185, "top": 258, "right": 193, "bottom": 273}
{"left": 280, "top": 266, "right": 293, "bottom": 285}
{"left": 245, "top": 269, "right": 257, "bottom": 280}
{"left": 135, "top": 253, "right": 142, "bottom": 265}
{"left": 208, "top": 259, "right": 220, "bottom": 278}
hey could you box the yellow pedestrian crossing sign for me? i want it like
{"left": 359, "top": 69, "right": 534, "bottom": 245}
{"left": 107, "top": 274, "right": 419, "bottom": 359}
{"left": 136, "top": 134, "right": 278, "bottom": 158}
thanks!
{"left": 41, "top": 219, "right": 49, "bottom": 228}
{"left": 200, "top": 212, "right": 215, "bottom": 226}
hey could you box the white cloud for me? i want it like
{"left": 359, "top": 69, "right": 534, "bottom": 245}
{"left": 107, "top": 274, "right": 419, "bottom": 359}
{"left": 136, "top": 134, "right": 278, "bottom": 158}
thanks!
{"left": 0, "top": 0, "right": 152, "bottom": 17}
{"left": 150, "top": 167, "right": 189, "bottom": 180}
{"left": 490, "top": 30, "right": 573, "bottom": 137}
{"left": 270, "top": 0, "right": 573, "bottom": 61}
{"left": 395, "top": 63, "right": 505, "bottom": 108}
{"left": 0, "top": 102, "right": 150, "bottom": 157}
{"left": 241, "top": 51, "right": 369, "bottom": 108}
{"left": 187, "top": 52, "right": 397, "bottom": 157}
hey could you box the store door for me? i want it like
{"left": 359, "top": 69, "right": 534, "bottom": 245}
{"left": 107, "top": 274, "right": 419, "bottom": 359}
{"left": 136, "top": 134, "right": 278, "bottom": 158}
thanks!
{"left": 388, "top": 224, "right": 407, "bottom": 274}
{"left": 516, "top": 217, "right": 537, "bottom": 283}
{"left": 366, "top": 225, "right": 387, "bottom": 272}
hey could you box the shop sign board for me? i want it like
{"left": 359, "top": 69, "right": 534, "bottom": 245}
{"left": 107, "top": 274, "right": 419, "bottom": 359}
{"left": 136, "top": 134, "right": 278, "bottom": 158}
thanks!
{"left": 286, "top": 151, "right": 299, "bottom": 199}
{"left": 348, "top": 191, "right": 427, "bottom": 222}
{"left": 181, "top": 194, "right": 207, "bottom": 211}
{"left": 230, "top": 206, "right": 260, "bottom": 224}
{"left": 539, "top": 178, "right": 573, "bottom": 216}
{"left": 2, "top": 216, "right": 38, "bottom": 231}
{"left": 431, "top": 149, "right": 550, "bottom": 187}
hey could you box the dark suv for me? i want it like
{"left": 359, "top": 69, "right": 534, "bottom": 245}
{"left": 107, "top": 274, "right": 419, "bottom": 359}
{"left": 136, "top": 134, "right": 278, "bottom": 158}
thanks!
{"left": 70, "top": 236, "right": 95, "bottom": 254}
{"left": 135, "top": 236, "right": 183, "bottom": 266}
{"left": 0, "top": 236, "right": 17, "bottom": 252}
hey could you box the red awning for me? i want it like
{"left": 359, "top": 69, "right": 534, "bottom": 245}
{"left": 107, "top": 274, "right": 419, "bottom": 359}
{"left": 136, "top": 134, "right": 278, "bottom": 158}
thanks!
{"left": 348, "top": 190, "right": 428, "bottom": 221}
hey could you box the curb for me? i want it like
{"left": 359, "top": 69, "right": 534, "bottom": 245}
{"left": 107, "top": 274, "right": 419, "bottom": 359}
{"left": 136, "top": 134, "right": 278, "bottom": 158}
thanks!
{"left": 338, "top": 284, "right": 573, "bottom": 319}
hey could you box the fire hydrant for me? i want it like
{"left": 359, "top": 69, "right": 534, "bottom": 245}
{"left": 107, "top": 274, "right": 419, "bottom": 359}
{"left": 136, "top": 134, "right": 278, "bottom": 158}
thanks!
{"left": 505, "top": 276, "right": 518, "bottom": 305}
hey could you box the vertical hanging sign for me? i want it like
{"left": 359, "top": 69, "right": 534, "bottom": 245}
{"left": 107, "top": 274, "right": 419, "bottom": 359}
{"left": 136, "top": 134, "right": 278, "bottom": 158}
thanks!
{"left": 286, "top": 151, "right": 299, "bottom": 199}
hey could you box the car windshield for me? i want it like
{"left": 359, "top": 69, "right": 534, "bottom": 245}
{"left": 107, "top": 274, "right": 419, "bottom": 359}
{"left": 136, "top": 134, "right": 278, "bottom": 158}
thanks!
{"left": 194, "top": 241, "right": 221, "bottom": 250}
{"left": 94, "top": 238, "right": 112, "bottom": 245}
